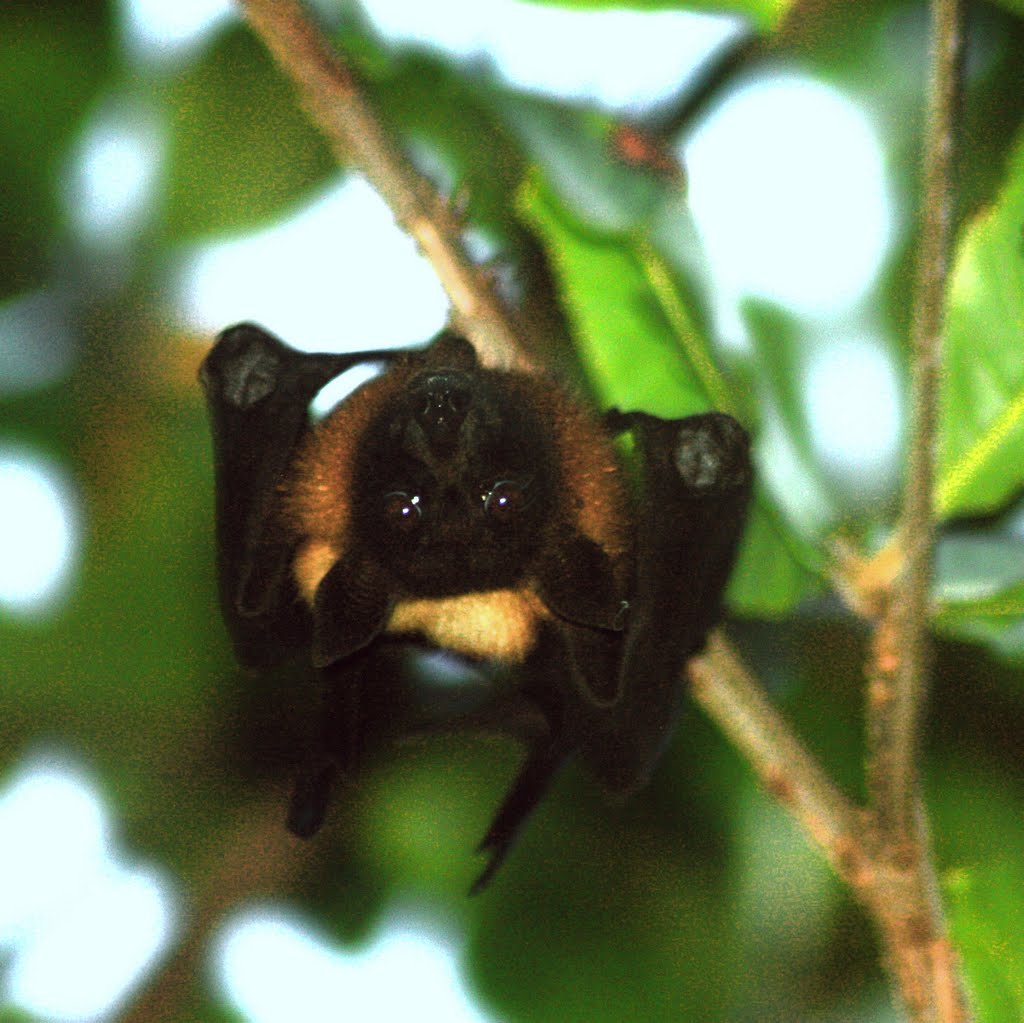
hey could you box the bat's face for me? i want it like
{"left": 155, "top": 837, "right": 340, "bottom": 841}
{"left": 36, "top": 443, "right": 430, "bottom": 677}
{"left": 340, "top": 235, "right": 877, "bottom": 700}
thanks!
{"left": 350, "top": 365, "right": 558, "bottom": 597}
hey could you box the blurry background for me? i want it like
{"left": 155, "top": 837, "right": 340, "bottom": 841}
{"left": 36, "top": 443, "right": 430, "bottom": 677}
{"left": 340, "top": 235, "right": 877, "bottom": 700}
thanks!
{"left": 2, "top": 0, "right": 1023, "bottom": 1020}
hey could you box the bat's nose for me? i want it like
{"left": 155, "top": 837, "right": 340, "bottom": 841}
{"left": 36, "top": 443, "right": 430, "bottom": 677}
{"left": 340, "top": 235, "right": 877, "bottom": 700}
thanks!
{"left": 413, "top": 372, "right": 472, "bottom": 448}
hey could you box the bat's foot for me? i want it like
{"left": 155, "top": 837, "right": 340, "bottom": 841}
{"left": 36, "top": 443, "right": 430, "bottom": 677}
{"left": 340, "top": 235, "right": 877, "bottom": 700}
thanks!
{"left": 468, "top": 743, "right": 565, "bottom": 895}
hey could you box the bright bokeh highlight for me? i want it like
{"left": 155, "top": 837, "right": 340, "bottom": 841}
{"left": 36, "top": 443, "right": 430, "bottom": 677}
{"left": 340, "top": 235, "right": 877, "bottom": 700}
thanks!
{"left": 0, "top": 761, "right": 176, "bottom": 1021}
{"left": 311, "top": 361, "right": 390, "bottom": 419}
{"left": 120, "top": 0, "right": 233, "bottom": 61}
{"left": 686, "top": 75, "right": 893, "bottom": 329}
{"left": 179, "top": 178, "right": 449, "bottom": 352}
{"left": 362, "top": 0, "right": 745, "bottom": 112}
{"left": 217, "top": 910, "right": 496, "bottom": 1023}
{"left": 67, "top": 100, "right": 163, "bottom": 244}
{"left": 0, "top": 452, "right": 79, "bottom": 616}
{"left": 804, "top": 336, "right": 901, "bottom": 497}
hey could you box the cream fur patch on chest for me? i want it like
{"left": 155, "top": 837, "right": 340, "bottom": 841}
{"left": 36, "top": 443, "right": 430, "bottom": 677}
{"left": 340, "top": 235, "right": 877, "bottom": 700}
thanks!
{"left": 387, "top": 589, "right": 547, "bottom": 663}
{"left": 293, "top": 539, "right": 340, "bottom": 604}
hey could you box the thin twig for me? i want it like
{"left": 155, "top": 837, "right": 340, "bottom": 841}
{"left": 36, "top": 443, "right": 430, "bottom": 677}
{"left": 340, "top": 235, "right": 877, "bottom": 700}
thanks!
{"left": 866, "top": 0, "right": 963, "bottom": 842}
{"left": 236, "top": 0, "right": 529, "bottom": 370}
{"left": 860, "top": 1, "right": 968, "bottom": 1019}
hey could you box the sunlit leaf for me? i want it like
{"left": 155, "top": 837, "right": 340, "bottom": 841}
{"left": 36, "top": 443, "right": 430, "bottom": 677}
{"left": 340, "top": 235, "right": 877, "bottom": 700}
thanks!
{"left": 946, "top": 862, "right": 1024, "bottom": 1023}
{"left": 517, "top": 0, "right": 793, "bottom": 34}
{"left": 518, "top": 172, "right": 818, "bottom": 614}
{"left": 519, "top": 173, "right": 729, "bottom": 414}
{"left": 937, "top": 132, "right": 1024, "bottom": 519}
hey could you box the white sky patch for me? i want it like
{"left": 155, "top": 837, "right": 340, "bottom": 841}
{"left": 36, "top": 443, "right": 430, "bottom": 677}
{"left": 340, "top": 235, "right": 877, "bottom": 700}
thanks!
{"left": 311, "top": 361, "right": 390, "bottom": 419}
{"left": 0, "top": 760, "right": 176, "bottom": 1022}
{"left": 0, "top": 452, "right": 79, "bottom": 617}
{"left": 179, "top": 177, "right": 449, "bottom": 353}
{"left": 804, "top": 337, "right": 901, "bottom": 496}
{"left": 686, "top": 74, "right": 893, "bottom": 334}
{"left": 67, "top": 99, "right": 163, "bottom": 245}
{"left": 362, "top": 0, "right": 746, "bottom": 113}
{"left": 217, "top": 909, "right": 497, "bottom": 1023}
{"left": 119, "top": 0, "right": 233, "bottom": 62}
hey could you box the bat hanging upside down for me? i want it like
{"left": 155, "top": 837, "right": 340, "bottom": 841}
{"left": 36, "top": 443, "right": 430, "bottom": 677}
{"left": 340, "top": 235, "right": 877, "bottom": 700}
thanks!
{"left": 200, "top": 323, "right": 752, "bottom": 892}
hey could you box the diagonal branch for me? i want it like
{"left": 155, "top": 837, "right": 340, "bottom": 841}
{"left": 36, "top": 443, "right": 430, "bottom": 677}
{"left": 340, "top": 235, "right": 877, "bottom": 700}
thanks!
{"left": 690, "top": 635, "right": 862, "bottom": 879}
{"left": 236, "top": 0, "right": 529, "bottom": 370}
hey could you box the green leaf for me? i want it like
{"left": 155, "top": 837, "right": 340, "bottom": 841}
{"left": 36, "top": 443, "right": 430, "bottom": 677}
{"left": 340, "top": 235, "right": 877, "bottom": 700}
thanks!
{"left": 935, "top": 582, "right": 1024, "bottom": 666}
{"left": 934, "top": 534, "right": 1024, "bottom": 663}
{"left": 946, "top": 862, "right": 1024, "bottom": 1022}
{"left": 935, "top": 535, "right": 1024, "bottom": 606}
{"left": 518, "top": 173, "right": 732, "bottom": 415}
{"left": 516, "top": 0, "right": 793, "bottom": 34}
{"left": 937, "top": 132, "right": 1024, "bottom": 519}
{"left": 365, "top": 53, "right": 527, "bottom": 243}
{"left": 162, "top": 27, "right": 335, "bottom": 240}
{"left": 518, "top": 172, "right": 818, "bottom": 614}
{"left": 490, "top": 93, "right": 670, "bottom": 234}
{"left": 726, "top": 501, "right": 821, "bottom": 615}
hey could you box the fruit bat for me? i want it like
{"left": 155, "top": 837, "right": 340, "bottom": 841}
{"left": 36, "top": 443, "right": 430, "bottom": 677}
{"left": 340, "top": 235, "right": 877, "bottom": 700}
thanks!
{"left": 200, "top": 322, "right": 752, "bottom": 892}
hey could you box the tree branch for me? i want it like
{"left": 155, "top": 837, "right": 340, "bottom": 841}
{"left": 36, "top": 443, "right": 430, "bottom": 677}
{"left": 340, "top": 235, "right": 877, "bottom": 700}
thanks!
{"left": 236, "top": 0, "right": 530, "bottom": 370}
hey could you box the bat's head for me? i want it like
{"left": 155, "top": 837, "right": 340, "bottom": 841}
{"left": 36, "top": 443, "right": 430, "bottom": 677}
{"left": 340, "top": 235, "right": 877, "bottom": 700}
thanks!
{"left": 349, "top": 335, "right": 558, "bottom": 597}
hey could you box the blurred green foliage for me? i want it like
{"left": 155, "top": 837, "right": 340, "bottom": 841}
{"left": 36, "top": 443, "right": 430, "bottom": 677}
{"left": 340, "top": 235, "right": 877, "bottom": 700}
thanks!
{"left": 2, "top": 1, "right": 1023, "bottom": 1021}
{"left": 947, "top": 861, "right": 1024, "bottom": 1022}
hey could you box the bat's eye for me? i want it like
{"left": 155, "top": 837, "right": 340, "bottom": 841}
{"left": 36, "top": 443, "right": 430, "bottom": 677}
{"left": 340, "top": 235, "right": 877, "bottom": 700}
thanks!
{"left": 383, "top": 491, "right": 422, "bottom": 533}
{"left": 483, "top": 479, "right": 527, "bottom": 523}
